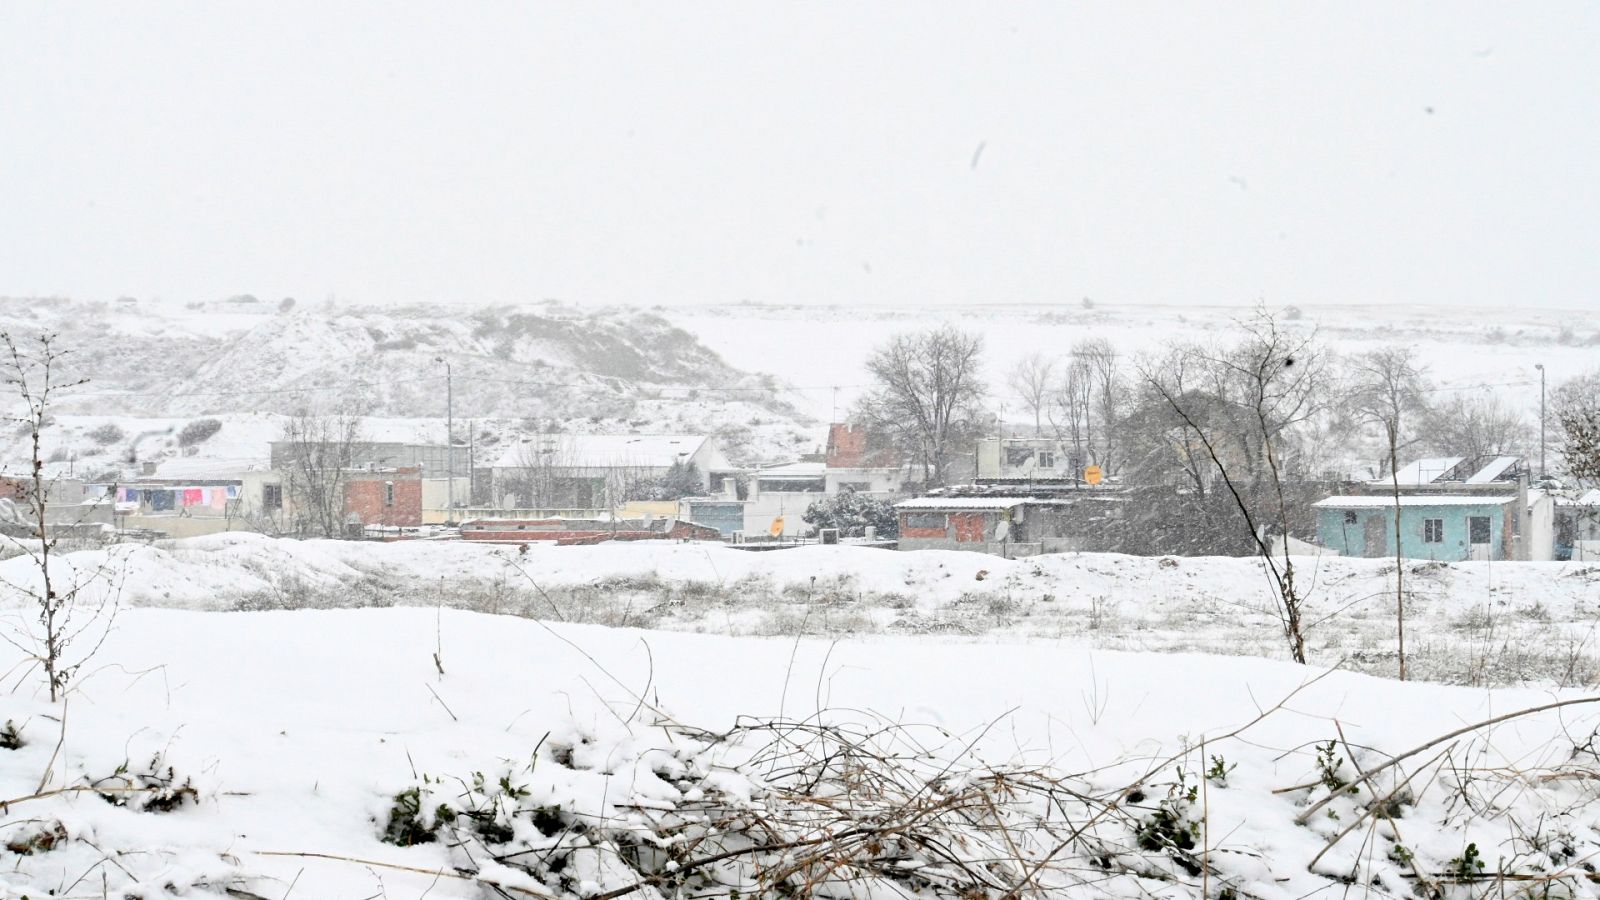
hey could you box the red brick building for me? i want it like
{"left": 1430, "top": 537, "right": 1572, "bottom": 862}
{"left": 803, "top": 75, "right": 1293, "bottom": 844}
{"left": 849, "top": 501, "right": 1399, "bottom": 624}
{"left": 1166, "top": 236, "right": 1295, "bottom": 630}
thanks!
{"left": 343, "top": 467, "right": 424, "bottom": 527}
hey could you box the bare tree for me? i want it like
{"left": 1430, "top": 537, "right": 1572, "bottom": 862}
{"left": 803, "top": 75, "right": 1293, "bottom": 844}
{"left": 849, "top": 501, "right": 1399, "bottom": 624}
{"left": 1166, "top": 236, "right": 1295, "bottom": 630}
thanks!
{"left": 505, "top": 435, "right": 581, "bottom": 509}
{"left": 1346, "top": 346, "right": 1429, "bottom": 680}
{"left": 1048, "top": 354, "right": 1094, "bottom": 471}
{"left": 1137, "top": 311, "right": 1325, "bottom": 664}
{"left": 0, "top": 332, "right": 118, "bottom": 702}
{"left": 1007, "top": 353, "right": 1054, "bottom": 436}
{"left": 279, "top": 404, "right": 365, "bottom": 538}
{"left": 1423, "top": 393, "right": 1530, "bottom": 461}
{"left": 1077, "top": 338, "right": 1126, "bottom": 475}
{"left": 856, "top": 326, "right": 987, "bottom": 487}
{"left": 1554, "top": 371, "right": 1600, "bottom": 483}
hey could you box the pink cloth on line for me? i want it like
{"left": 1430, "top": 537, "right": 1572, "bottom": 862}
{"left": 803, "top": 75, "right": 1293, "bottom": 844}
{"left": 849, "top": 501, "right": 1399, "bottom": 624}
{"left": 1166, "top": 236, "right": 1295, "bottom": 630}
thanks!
{"left": 211, "top": 489, "right": 227, "bottom": 510}
{"left": 182, "top": 488, "right": 203, "bottom": 507}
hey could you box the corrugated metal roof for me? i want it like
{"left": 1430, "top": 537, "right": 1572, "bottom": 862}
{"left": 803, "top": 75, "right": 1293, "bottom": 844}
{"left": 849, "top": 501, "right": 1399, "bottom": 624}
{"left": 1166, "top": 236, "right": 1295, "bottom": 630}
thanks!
{"left": 1314, "top": 494, "right": 1515, "bottom": 508}
{"left": 895, "top": 497, "right": 1029, "bottom": 510}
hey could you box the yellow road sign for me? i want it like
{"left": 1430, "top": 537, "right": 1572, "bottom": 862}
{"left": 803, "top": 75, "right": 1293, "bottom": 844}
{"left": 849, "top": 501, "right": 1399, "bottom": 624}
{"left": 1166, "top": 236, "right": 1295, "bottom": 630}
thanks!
{"left": 769, "top": 516, "right": 785, "bottom": 536}
{"left": 1084, "top": 465, "right": 1103, "bottom": 485}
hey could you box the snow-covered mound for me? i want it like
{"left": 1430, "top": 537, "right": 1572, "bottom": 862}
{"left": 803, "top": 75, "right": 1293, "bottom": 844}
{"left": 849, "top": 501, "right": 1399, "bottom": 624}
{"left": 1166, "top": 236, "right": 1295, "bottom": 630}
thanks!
{"left": 5, "top": 533, "right": 1599, "bottom": 686}
{"left": 0, "top": 297, "right": 817, "bottom": 470}
{"left": 1, "top": 607, "right": 1597, "bottom": 898}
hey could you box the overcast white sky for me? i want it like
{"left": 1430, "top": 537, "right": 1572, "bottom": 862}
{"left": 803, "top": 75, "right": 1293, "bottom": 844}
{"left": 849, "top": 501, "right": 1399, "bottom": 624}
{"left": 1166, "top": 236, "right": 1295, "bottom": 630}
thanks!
{"left": 2, "top": 3, "right": 1597, "bottom": 310}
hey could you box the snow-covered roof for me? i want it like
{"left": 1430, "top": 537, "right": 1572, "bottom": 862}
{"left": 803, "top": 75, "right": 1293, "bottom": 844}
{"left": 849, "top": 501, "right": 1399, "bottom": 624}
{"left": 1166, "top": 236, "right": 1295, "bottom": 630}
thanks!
{"left": 151, "top": 457, "right": 269, "bottom": 480}
{"left": 1314, "top": 494, "right": 1516, "bottom": 509}
{"left": 896, "top": 497, "right": 1029, "bottom": 510}
{"left": 1375, "top": 456, "right": 1525, "bottom": 487}
{"left": 1556, "top": 489, "right": 1600, "bottom": 507}
{"left": 1381, "top": 457, "right": 1463, "bottom": 487}
{"left": 492, "top": 434, "right": 709, "bottom": 469}
{"left": 1465, "top": 456, "right": 1520, "bottom": 484}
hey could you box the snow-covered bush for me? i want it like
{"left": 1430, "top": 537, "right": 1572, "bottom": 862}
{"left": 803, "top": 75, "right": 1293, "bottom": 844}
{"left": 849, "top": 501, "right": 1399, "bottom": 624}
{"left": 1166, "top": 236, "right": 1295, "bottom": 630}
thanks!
{"left": 178, "top": 416, "right": 222, "bottom": 446}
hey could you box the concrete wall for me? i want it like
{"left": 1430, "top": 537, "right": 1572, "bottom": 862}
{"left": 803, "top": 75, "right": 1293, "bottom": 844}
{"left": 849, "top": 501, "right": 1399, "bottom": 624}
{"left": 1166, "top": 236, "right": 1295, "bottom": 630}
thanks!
{"left": 824, "top": 468, "right": 905, "bottom": 495}
{"left": 680, "top": 499, "right": 745, "bottom": 537}
{"left": 1528, "top": 493, "right": 1555, "bottom": 562}
{"left": 1317, "top": 503, "right": 1515, "bottom": 561}
{"left": 976, "top": 438, "right": 1083, "bottom": 481}
{"left": 741, "top": 493, "right": 816, "bottom": 537}
{"left": 420, "top": 476, "right": 473, "bottom": 523}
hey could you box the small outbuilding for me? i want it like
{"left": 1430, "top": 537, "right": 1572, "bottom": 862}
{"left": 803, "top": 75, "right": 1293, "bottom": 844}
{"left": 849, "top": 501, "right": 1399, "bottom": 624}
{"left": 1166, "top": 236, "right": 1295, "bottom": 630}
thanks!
{"left": 1313, "top": 494, "right": 1538, "bottom": 561}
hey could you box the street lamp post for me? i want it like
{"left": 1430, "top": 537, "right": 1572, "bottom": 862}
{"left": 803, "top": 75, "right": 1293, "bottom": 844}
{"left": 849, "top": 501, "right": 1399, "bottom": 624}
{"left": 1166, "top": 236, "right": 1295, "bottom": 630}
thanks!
{"left": 1535, "top": 363, "right": 1546, "bottom": 478}
{"left": 435, "top": 357, "right": 453, "bottom": 519}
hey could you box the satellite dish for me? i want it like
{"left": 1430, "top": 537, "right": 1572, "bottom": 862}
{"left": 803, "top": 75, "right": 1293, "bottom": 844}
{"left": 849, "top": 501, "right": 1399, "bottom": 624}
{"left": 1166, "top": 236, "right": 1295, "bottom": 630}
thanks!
{"left": 995, "top": 520, "right": 1010, "bottom": 541}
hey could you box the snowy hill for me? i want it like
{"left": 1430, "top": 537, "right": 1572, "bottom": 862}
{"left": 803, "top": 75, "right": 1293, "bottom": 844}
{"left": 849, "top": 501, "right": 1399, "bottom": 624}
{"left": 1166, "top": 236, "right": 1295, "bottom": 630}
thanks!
{"left": 0, "top": 297, "right": 819, "bottom": 471}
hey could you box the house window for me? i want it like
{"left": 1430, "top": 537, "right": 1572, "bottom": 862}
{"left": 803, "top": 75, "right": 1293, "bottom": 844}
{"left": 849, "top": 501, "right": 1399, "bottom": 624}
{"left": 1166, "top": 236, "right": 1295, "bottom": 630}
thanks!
{"left": 1468, "top": 516, "right": 1492, "bottom": 544}
{"left": 1037, "top": 451, "right": 1057, "bottom": 469}
{"left": 384, "top": 482, "right": 395, "bottom": 507}
{"left": 262, "top": 484, "right": 282, "bottom": 511}
{"left": 1423, "top": 518, "right": 1444, "bottom": 543}
{"left": 1344, "top": 511, "right": 1358, "bottom": 525}
{"left": 905, "top": 512, "right": 948, "bottom": 530}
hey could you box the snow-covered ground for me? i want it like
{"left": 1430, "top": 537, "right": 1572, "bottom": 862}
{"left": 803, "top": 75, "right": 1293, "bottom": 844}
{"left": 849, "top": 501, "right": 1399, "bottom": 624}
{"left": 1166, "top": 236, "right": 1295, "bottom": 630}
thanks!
{"left": 3, "top": 601, "right": 1599, "bottom": 897}
{"left": 6, "top": 534, "right": 1599, "bottom": 687}
{"left": 2, "top": 536, "right": 1599, "bottom": 897}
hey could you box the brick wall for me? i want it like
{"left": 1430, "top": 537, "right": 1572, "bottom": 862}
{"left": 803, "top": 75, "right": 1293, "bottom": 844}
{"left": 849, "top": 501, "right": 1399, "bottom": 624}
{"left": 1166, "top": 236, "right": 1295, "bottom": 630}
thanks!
{"left": 344, "top": 478, "right": 423, "bottom": 527}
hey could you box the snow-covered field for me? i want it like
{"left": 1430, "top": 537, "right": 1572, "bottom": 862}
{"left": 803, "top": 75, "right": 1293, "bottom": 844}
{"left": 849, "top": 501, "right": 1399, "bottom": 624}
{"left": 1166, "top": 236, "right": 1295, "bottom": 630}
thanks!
{"left": 3, "top": 592, "right": 1600, "bottom": 897}
{"left": 6, "top": 534, "right": 1600, "bottom": 687}
{"left": 2, "top": 537, "right": 1600, "bottom": 896}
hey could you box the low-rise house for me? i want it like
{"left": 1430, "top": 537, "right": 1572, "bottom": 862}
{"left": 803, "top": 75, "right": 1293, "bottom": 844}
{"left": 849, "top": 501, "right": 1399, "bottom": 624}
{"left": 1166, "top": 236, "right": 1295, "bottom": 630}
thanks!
{"left": 343, "top": 467, "right": 424, "bottom": 529}
{"left": 0, "top": 475, "right": 114, "bottom": 536}
{"left": 824, "top": 423, "right": 910, "bottom": 495}
{"left": 1554, "top": 490, "right": 1600, "bottom": 560}
{"left": 678, "top": 497, "right": 746, "bottom": 538}
{"left": 742, "top": 461, "right": 827, "bottom": 537}
{"left": 976, "top": 437, "right": 1091, "bottom": 484}
{"left": 895, "top": 495, "right": 1094, "bottom": 558}
{"left": 1313, "top": 495, "right": 1532, "bottom": 561}
{"left": 102, "top": 459, "right": 282, "bottom": 538}
{"left": 271, "top": 441, "right": 470, "bottom": 521}
{"left": 1312, "top": 454, "right": 1553, "bottom": 561}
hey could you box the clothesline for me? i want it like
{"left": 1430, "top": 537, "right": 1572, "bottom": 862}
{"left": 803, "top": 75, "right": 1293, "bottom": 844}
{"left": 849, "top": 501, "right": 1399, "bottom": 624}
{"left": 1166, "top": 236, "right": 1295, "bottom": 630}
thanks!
{"left": 118, "top": 485, "right": 240, "bottom": 511}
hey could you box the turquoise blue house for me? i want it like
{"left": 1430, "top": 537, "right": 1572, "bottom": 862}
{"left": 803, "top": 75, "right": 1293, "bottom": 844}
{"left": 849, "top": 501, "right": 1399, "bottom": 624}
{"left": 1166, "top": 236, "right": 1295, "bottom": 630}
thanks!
{"left": 1314, "top": 495, "right": 1517, "bottom": 561}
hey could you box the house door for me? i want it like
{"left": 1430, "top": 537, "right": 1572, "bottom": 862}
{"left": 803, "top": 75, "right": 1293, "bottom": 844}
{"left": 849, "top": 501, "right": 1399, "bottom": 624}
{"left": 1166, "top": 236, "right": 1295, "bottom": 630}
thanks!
{"left": 1363, "top": 517, "right": 1386, "bottom": 556}
{"left": 1468, "top": 516, "right": 1492, "bottom": 561}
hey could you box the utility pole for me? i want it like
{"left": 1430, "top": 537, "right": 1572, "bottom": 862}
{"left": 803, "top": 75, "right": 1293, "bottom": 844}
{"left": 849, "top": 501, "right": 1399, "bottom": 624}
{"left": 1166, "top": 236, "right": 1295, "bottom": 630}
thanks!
{"left": 435, "top": 357, "right": 453, "bottom": 520}
{"left": 1535, "top": 363, "right": 1546, "bottom": 478}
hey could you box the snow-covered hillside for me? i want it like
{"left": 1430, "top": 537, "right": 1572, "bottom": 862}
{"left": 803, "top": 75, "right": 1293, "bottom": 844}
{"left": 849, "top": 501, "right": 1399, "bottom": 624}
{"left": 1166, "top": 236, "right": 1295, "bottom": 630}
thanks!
{"left": 0, "top": 297, "right": 819, "bottom": 470}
